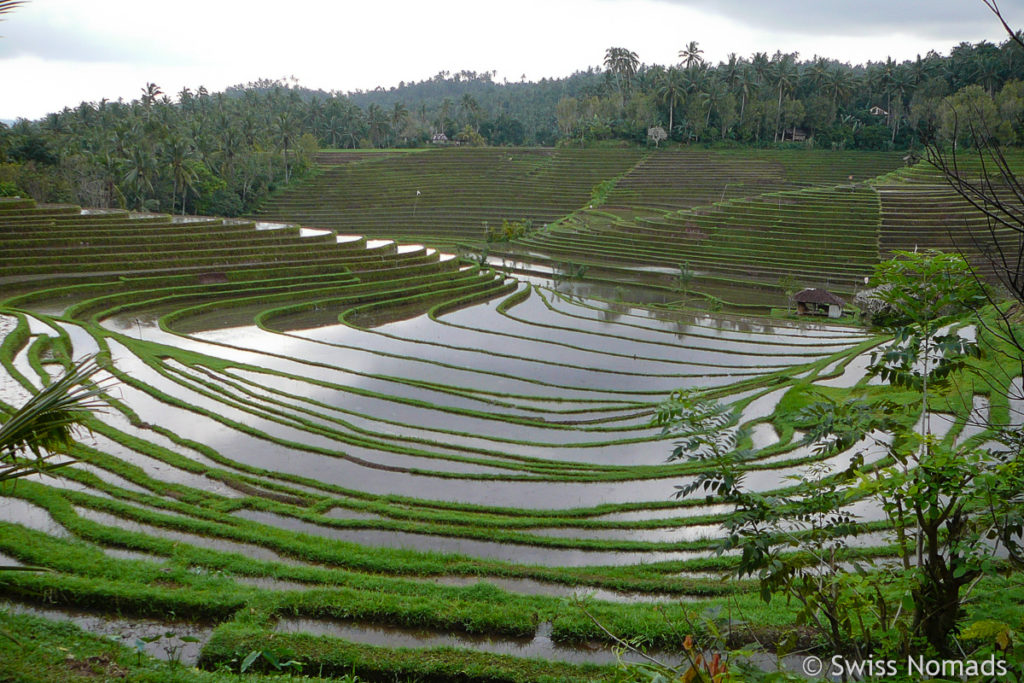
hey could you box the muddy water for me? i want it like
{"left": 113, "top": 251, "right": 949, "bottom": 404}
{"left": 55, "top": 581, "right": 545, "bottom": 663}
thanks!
{"left": 1, "top": 600, "right": 213, "bottom": 665}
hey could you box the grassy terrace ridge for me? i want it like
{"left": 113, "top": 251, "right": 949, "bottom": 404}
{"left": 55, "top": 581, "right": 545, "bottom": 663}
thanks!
{"left": 0, "top": 149, "right": 1022, "bottom": 682}
{"left": 604, "top": 148, "right": 905, "bottom": 211}
{"left": 515, "top": 183, "right": 882, "bottom": 291}
{"left": 875, "top": 153, "right": 1024, "bottom": 279}
{"left": 250, "top": 147, "right": 646, "bottom": 248}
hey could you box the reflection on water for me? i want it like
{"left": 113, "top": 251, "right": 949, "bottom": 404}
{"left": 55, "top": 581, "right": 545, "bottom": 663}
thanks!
{"left": 276, "top": 618, "right": 684, "bottom": 667}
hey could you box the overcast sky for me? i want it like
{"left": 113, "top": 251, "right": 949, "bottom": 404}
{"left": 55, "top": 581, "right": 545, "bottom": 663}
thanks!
{"left": 1, "top": 0, "right": 1022, "bottom": 121}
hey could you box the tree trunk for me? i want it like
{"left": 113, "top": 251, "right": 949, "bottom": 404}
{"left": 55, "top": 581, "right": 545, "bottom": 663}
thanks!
{"left": 774, "top": 86, "right": 783, "bottom": 143}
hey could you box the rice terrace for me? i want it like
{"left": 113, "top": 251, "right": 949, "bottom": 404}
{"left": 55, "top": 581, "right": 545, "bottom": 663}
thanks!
{"left": 3, "top": 2, "right": 1024, "bottom": 682}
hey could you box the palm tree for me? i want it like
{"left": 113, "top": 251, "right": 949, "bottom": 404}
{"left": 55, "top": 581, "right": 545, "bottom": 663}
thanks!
{"left": 824, "top": 67, "right": 856, "bottom": 120}
{"left": 366, "top": 103, "right": 390, "bottom": 147}
{"left": 655, "top": 67, "right": 686, "bottom": 135}
{"left": 123, "top": 145, "right": 157, "bottom": 209}
{"left": 736, "top": 66, "right": 760, "bottom": 124}
{"left": 458, "top": 94, "right": 480, "bottom": 132}
{"left": 679, "top": 41, "right": 704, "bottom": 69}
{"left": 272, "top": 108, "right": 299, "bottom": 182}
{"left": 390, "top": 102, "right": 410, "bottom": 143}
{"left": 436, "top": 98, "right": 453, "bottom": 137}
{"left": 771, "top": 52, "right": 799, "bottom": 142}
{"left": 750, "top": 51, "right": 771, "bottom": 85}
{"left": 1, "top": 356, "right": 109, "bottom": 484}
{"left": 701, "top": 77, "right": 726, "bottom": 131}
{"left": 603, "top": 46, "right": 640, "bottom": 106}
{"left": 164, "top": 133, "right": 197, "bottom": 214}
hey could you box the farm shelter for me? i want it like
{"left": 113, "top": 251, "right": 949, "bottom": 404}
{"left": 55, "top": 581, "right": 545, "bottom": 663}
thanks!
{"left": 794, "top": 287, "right": 846, "bottom": 318}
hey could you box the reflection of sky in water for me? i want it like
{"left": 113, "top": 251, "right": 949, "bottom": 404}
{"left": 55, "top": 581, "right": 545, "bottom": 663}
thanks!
{"left": 236, "top": 509, "right": 724, "bottom": 567}
{"left": 99, "top": 339, "right": 824, "bottom": 509}
{"left": 71, "top": 283, "right": 890, "bottom": 511}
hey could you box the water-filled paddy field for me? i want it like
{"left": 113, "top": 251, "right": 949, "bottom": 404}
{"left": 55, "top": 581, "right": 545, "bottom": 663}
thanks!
{"left": 2, "top": 149, "right": 1022, "bottom": 680}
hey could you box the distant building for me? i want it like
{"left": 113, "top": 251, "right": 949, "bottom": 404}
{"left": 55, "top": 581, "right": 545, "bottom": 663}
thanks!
{"left": 431, "top": 133, "right": 449, "bottom": 144}
{"left": 782, "top": 127, "right": 809, "bottom": 142}
{"left": 869, "top": 106, "right": 888, "bottom": 117}
{"left": 794, "top": 288, "right": 845, "bottom": 318}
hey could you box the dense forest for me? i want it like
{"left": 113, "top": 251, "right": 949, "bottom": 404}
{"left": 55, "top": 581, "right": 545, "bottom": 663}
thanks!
{"left": 1, "top": 35, "right": 1022, "bottom": 215}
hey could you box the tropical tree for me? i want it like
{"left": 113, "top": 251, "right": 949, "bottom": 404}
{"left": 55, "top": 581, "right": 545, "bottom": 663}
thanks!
{"left": 163, "top": 132, "right": 197, "bottom": 214}
{"left": 679, "top": 40, "right": 704, "bottom": 69}
{"left": 659, "top": 250, "right": 1019, "bottom": 660}
{"left": 603, "top": 46, "right": 640, "bottom": 107}
{"left": 387, "top": 102, "right": 410, "bottom": 145}
{"left": 824, "top": 66, "right": 857, "bottom": 120}
{"left": 654, "top": 67, "right": 685, "bottom": 135}
{"left": 272, "top": 108, "right": 299, "bottom": 181}
{"left": 735, "top": 65, "right": 759, "bottom": 125}
{"left": 458, "top": 94, "right": 480, "bottom": 132}
{"left": 436, "top": 98, "right": 453, "bottom": 137}
{"left": 771, "top": 52, "right": 799, "bottom": 142}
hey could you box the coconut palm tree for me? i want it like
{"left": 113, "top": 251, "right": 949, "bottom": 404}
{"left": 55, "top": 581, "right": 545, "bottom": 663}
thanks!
{"left": 736, "top": 65, "right": 760, "bottom": 124}
{"left": 390, "top": 102, "right": 410, "bottom": 142}
{"left": 457, "top": 95, "right": 477, "bottom": 128}
{"left": 750, "top": 51, "right": 771, "bottom": 85}
{"left": 771, "top": 52, "right": 799, "bottom": 142}
{"left": 603, "top": 46, "right": 640, "bottom": 106}
{"left": 824, "top": 66, "right": 857, "bottom": 120}
{"left": 679, "top": 41, "right": 704, "bottom": 69}
{"left": 1, "top": 356, "right": 109, "bottom": 484}
{"left": 366, "top": 103, "right": 390, "bottom": 147}
{"left": 655, "top": 67, "right": 686, "bottom": 135}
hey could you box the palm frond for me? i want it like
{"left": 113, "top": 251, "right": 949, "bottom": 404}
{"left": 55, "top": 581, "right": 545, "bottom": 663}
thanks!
{"left": 0, "top": 355, "right": 113, "bottom": 482}
{"left": 0, "top": 1, "right": 25, "bottom": 19}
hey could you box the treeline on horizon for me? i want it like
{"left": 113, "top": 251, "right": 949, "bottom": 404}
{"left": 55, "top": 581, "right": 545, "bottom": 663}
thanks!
{"left": 1, "top": 35, "right": 1022, "bottom": 216}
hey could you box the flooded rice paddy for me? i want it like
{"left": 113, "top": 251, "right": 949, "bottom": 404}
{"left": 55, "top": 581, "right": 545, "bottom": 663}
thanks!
{"left": 1, "top": 236, "right": 1006, "bottom": 674}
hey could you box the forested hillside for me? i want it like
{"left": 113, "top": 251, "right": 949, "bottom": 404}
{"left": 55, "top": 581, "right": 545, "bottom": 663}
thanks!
{"left": 1, "top": 35, "right": 1022, "bottom": 216}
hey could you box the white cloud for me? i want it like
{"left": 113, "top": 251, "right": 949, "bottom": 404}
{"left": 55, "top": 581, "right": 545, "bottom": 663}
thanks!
{"left": 0, "top": 0, "right": 1019, "bottom": 120}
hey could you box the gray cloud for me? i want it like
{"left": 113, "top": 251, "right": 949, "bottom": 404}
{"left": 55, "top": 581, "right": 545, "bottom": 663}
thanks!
{"left": 0, "top": 12, "right": 195, "bottom": 65}
{"left": 655, "top": 0, "right": 1021, "bottom": 42}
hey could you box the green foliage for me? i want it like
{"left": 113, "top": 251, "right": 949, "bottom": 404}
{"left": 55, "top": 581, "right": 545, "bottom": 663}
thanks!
{"left": 0, "top": 180, "right": 24, "bottom": 197}
{"left": 674, "top": 262, "right": 694, "bottom": 294}
{"left": 657, "top": 250, "right": 1024, "bottom": 664}
{"left": 590, "top": 178, "right": 617, "bottom": 207}
{"left": 239, "top": 648, "right": 304, "bottom": 674}
{"left": 0, "top": 355, "right": 110, "bottom": 483}
{"left": 868, "top": 249, "right": 987, "bottom": 329}
{"left": 484, "top": 218, "right": 534, "bottom": 242}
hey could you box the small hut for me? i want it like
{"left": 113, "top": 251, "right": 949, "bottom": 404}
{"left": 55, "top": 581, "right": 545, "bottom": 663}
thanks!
{"left": 794, "top": 288, "right": 845, "bottom": 318}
